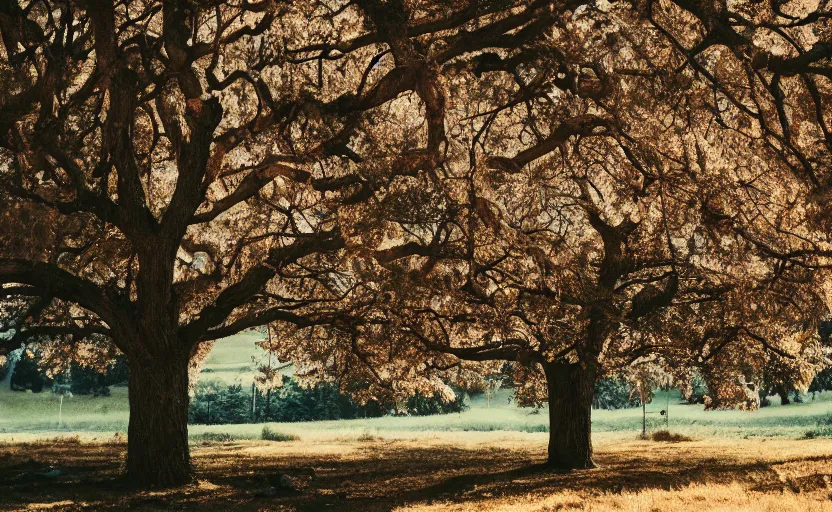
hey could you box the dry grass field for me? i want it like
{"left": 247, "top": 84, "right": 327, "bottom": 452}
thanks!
{"left": 2, "top": 432, "right": 832, "bottom": 511}
{"left": 5, "top": 343, "right": 832, "bottom": 510}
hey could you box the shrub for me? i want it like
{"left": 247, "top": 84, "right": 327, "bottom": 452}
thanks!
{"left": 264, "top": 378, "right": 351, "bottom": 422}
{"left": 805, "top": 414, "right": 832, "bottom": 438}
{"left": 44, "top": 435, "right": 82, "bottom": 445}
{"left": 593, "top": 377, "right": 639, "bottom": 410}
{"left": 809, "top": 368, "right": 832, "bottom": 399}
{"left": 67, "top": 362, "right": 110, "bottom": 396}
{"left": 189, "top": 376, "right": 470, "bottom": 426}
{"left": 519, "top": 424, "right": 548, "bottom": 433}
{"left": 261, "top": 426, "right": 299, "bottom": 442}
{"left": 356, "top": 431, "right": 378, "bottom": 442}
{"left": 104, "top": 357, "right": 130, "bottom": 385}
{"left": 8, "top": 352, "right": 127, "bottom": 396}
{"left": 683, "top": 374, "right": 709, "bottom": 405}
{"left": 195, "top": 432, "right": 235, "bottom": 442}
{"left": 650, "top": 430, "right": 692, "bottom": 442}
{"left": 189, "top": 380, "right": 253, "bottom": 424}
{"left": 10, "top": 351, "right": 49, "bottom": 392}
{"left": 405, "top": 389, "right": 468, "bottom": 416}
{"left": 66, "top": 358, "right": 128, "bottom": 396}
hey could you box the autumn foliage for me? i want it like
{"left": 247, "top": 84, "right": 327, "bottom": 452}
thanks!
{"left": 1, "top": 0, "right": 830, "bottom": 487}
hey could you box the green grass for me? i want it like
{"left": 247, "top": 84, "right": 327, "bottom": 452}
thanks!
{"left": 4, "top": 331, "right": 832, "bottom": 440}
{"left": 0, "top": 385, "right": 130, "bottom": 433}
{"left": 199, "top": 330, "right": 293, "bottom": 385}
{"left": 4, "top": 385, "right": 832, "bottom": 439}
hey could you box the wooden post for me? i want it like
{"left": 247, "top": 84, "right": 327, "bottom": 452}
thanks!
{"left": 251, "top": 382, "right": 257, "bottom": 421}
{"left": 641, "top": 399, "right": 646, "bottom": 439}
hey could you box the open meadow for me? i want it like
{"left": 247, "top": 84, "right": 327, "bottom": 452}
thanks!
{"left": 4, "top": 336, "right": 832, "bottom": 510}
{"left": 5, "top": 376, "right": 832, "bottom": 509}
{"left": 4, "top": 334, "right": 832, "bottom": 440}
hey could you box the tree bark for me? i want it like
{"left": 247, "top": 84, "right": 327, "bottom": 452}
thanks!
{"left": 543, "top": 361, "right": 597, "bottom": 470}
{"left": 126, "top": 349, "right": 193, "bottom": 487}
{"left": 775, "top": 385, "right": 791, "bottom": 405}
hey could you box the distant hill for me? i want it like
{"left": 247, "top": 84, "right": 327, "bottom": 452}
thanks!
{"left": 198, "top": 331, "right": 293, "bottom": 385}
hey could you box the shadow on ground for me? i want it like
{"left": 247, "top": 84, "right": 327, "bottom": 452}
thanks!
{"left": 1, "top": 436, "right": 830, "bottom": 511}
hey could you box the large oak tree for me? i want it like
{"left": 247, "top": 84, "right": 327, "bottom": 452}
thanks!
{"left": 272, "top": 0, "right": 831, "bottom": 469}
{"left": 0, "top": 0, "right": 567, "bottom": 487}
{"left": 1, "top": 0, "right": 828, "bottom": 487}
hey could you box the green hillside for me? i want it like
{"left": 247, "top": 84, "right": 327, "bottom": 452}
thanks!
{"left": 198, "top": 330, "right": 293, "bottom": 385}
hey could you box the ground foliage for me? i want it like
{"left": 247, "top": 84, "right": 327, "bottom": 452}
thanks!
{"left": 189, "top": 376, "right": 468, "bottom": 425}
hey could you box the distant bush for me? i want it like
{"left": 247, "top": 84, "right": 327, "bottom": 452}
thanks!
{"left": 10, "top": 351, "right": 49, "bottom": 392}
{"left": 189, "top": 381, "right": 253, "bottom": 424}
{"left": 42, "top": 435, "right": 82, "bottom": 445}
{"left": 518, "top": 424, "right": 548, "bottom": 433}
{"left": 68, "top": 358, "right": 129, "bottom": 396}
{"left": 265, "top": 378, "right": 355, "bottom": 422}
{"left": 682, "top": 374, "right": 709, "bottom": 405}
{"left": 593, "top": 377, "right": 639, "bottom": 410}
{"left": 68, "top": 363, "right": 109, "bottom": 396}
{"left": 809, "top": 368, "right": 832, "bottom": 399}
{"left": 404, "top": 389, "right": 468, "bottom": 416}
{"left": 261, "top": 426, "right": 299, "bottom": 442}
{"left": 261, "top": 376, "right": 466, "bottom": 422}
{"left": 189, "top": 376, "right": 468, "bottom": 425}
{"left": 804, "top": 428, "right": 832, "bottom": 439}
{"left": 805, "top": 414, "right": 832, "bottom": 438}
{"left": 8, "top": 353, "right": 128, "bottom": 396}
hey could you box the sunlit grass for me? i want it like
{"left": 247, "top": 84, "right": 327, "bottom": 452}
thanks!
{"left": 0, "top": 385, "right": 130, "bottom": 432}
{"left": 394, "top": 482, "right": 832, "bottom": 512}
{"left": 4, "top": 332, "right": 832, "bottom": 440}
{"left": 5, "top": 384, "right": 832, "bottom": 440}
{"left": 4, "top": 432, "right": 832, "bottom": 511}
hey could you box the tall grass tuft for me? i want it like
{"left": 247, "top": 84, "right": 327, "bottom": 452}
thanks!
{"left": 195, "top": 432, "right": 235, "bottom": 442}
{"left": 803, "top": 414, "right": 832, "bottom": 438}
{"left": 261, "top": 425, "right": 299, "bottom": 442}
{"left": 651, "top": 430, "right": 693, "bottom": 442}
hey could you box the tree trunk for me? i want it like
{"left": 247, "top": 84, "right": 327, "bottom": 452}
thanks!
{"left": 127, "top": 351, "right": 193, "bottom": 487}
{"left": 776, "top": 385, "right": 791, "bottom": 405}
{"left": 543, "top": 361, "right": 597, "bottom": 470}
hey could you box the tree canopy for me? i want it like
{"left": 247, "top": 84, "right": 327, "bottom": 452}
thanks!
{"left": 0, "top": 0, "right": 830, "bottom": 487}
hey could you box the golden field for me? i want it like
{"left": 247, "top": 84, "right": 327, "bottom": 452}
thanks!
{"left": 2, "top": 431, "right": 831, "bottom": 511}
